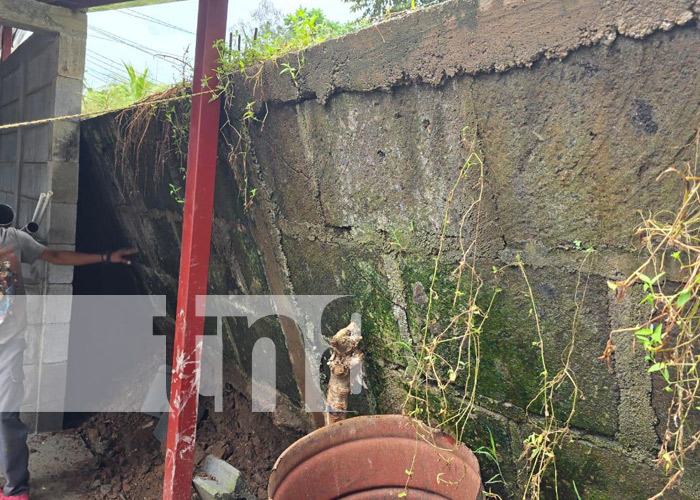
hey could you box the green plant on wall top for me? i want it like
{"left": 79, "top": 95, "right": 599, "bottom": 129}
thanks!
{"left": 605, "top": 129, "right": 700, "bottom": 499}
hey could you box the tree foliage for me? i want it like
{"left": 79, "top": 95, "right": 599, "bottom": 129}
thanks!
{"left": 342, "top": 0, "right": 443, "bottom": 18}
{"left": 83, "top": 63, "right": 167, "bottom": 114}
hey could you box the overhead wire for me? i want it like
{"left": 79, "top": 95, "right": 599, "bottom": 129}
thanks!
{"left": 121, "top": 8, "right": 195, "bottom": 35}
{"left": 88, "top": 26, "right": 182, "bottom": 68}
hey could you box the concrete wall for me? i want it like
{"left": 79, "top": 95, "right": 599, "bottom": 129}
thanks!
{"left": 0, "top": 0, "right": 86, "bottom": 431}
{"left": 79, "top": 0, "right": 700, "bottom": 497}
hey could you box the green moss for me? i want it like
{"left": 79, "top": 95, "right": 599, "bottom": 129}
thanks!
{"left": 553, "top": 440, "right": 695, "bottom": 500}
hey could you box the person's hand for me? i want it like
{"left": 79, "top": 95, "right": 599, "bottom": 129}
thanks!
{"left": 110, "top": 248, "right": 137, "bottom": 265}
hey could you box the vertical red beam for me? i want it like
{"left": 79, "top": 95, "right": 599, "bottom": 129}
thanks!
{"left": 162, "top": 1, "right": 227, "bottom": 499}
{"left": 1, "top": 27, "right": 12, "bottom": 61}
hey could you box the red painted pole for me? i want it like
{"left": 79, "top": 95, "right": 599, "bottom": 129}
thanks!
{"left": 162, "top": 1, "right": 227, "bottom": 499}
{"left": 1, "top": 27, "right": 12, "bottom": 61}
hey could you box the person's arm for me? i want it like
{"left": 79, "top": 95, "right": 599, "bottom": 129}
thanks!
{"left": 40, "top": 248, "right": 137, "bottom": 266}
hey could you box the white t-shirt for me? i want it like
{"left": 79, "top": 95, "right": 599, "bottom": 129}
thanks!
{"left": 0, "top": 228, "right": 47, "bottom": 343}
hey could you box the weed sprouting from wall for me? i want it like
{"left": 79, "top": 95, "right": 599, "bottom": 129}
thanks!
{"left": 604, "top": 129, "right": 700, "bottom": 499}
{"left": 113, "top": 84, "right": 191, "bottom": 200}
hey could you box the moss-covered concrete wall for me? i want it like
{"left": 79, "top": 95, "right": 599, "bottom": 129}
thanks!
{"left": 78, "top": 0, "right": 700, "bottom": 497}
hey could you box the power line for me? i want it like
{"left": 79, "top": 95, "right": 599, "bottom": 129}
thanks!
{"left": 86, "top": 56, "right": 126, "bottom": 81}
{"left": 87, "top": 49, "right": 126, "bottom": 72}
{"left": 121, "top": 8, "right": 195, "bottom": 35}
{"left": 84, "top": 65, "right": 119, "bottom": 85}
{"left": 84, "top": 71, "right": 111, "bottom": 86}
{"left": 86, "top": 52, "right": 124, "bottom": 72}
{"left": 88, "top": 26, "right": 182, "bottom": 67}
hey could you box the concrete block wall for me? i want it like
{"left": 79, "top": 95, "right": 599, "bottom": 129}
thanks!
{"left": 78, "top": 0, "right": 700, "bottom": 497}
{"left": 0, "top": 0, "right": 86, "bottom": 431}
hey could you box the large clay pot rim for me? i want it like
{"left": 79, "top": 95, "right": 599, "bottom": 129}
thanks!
{"left": 269, "top": 414, "right": 481, "bottom": 494}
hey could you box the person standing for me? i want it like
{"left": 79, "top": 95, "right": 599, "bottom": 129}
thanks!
{"left": 0, "top": 218, "right": 134, "bottom": 500}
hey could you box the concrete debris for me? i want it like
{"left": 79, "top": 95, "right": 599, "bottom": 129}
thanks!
{"left": 193, "top": 455, "right": 256, "bottom": 500}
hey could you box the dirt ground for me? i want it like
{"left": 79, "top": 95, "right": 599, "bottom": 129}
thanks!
{"left": 73, "top": 385, "right": 302, "bottom": 500}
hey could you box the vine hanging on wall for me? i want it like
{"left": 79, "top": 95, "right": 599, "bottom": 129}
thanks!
{"left": 605, "top": 129, "right": 700, "bottom": 499}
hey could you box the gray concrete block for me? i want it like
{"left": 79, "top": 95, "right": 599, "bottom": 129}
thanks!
{"left": 0, "top": 161, "right": 17, "bottom": 186}
{"left": 26, "top": 294, "right": 45, "bottom": 325}
{"left": 22, "top": 125, "right": 50, "bottom": 163}
{"left": 48, "top": 161, "right": 78, "bottom": 204}
{"left": 42, "top": 290, "right": 72, "bottom": 324}
{"left": 0, "top": 133, "right": 17, "bottom": 161}
{"left": 50, "top": 121, "right": 79, "bottom": 163}
{"left": 46, "top": 202, "right": 77, "bottom": 245}
{"left": 39, "top": 361, "right": 67, "bottom": 403}
{"left": 24, "top": 84, "right": 53, "bottom": 121}
{"left": 54, "top": 76, "right": 82, "bottom": 118}
{"left": 25, "top": 42, "right": 58, "bottom": 94}
{"left": 0, "top": 99, "right": 20, "bottom": 124}
{"left": 42, "top": 322, "right": 70, "bottom": 364}
{"left": 20, "top": 163, "right": 49, "bottom": 198}
{"left": 0, "top": 191, "right": 14, "bottom": 206}
{"left": 0, "top": 67, "right": 20, "bottom": 106}
{"left": 48, "top": 262, "right": 74, "bottom": 284}
{"left": 193, "top": 456, "right": 255, "bottom": 500}
{"left": 0, "top": 0, "right": 88, "bottom": 39}
{"left": 57, "top": 33, "right": 86, "bottom": 80}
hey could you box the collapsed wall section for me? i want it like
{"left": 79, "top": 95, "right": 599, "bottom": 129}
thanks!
{"left": 79, "top": 0, "right": 700, "bottom": 497}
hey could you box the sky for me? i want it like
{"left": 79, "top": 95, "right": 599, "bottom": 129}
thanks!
{"left": 84, "top": 0, "right": 357, "bottom": 88}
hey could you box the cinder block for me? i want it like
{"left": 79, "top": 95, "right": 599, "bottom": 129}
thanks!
{"left": 0, "top": 99, "right": 20, "bottom": 125}
{"left": 25, "top": 43, "right": 58, "bottom": 94}
{"left": 24, "top": 84, "right": 52, "bottom": 122}
{"left": 42, "top": 322, "right": 70, "bottom": 364}
{"left": 46, "top": 202, "right": 77, "bottom": 245}
{"left": 50, "top": 121, "right": 79, "bottom": 163}
{"left": 22, "top": 124, "right": 49, "bottom": 163}
{"left": 193, "top": 456, "right": 256, "bottom": 500}
{"left": 26, "top": 293, "right": 45, "bottom": 325}
{"left": 0, "top": 133, "right": 17, "bottom": 162}
{"left": 48, "top": 161, "right": 78, "bottom": 204}
{"left": 48, "top": 262, "right": 74, "bottom": 284}
{"left": 0, "top": 191, "right": 14, "bottom": 206}
{"left": 20, "top": 163, "right": 49, "bottom": 198}
{"left": 54, "top": 76, "right": 82, "bottom": 118}
{"left": 0, "top": 161, "right": 17, "bottom": 187}
{"left": 57, "top": 32, "right": 86, "bottom": 80}
{"left": 0, "top": 69, "right": 20, "bottom": 106}
{"left": 42, "top": 290, "right": 72, "bottom": 324}
{"left": 39, "top": 361, "right": 67, "bottom": 403}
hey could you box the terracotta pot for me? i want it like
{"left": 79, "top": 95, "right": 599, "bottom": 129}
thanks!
{"left": 268, "top": 414, "right": 482, "bottom": 500}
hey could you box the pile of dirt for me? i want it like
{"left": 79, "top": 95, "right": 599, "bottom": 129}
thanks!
{"left": 75, "top": 385, "right": 303, "bottom": 500}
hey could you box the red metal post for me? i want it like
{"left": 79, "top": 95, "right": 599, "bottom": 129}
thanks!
{"left": 1, "top": 27, "right": 12, "bottom": 61}
{"left": 162, "top": 1, "right": 227, "bottom": 499}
